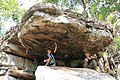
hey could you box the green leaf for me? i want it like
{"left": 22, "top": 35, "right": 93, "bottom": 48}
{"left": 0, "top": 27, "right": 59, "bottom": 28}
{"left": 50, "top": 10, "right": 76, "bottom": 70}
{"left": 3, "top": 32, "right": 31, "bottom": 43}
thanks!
{"left": 98, "top": 14, "right": 104, "bottom": 21}
{"left": 113, "top": 19, "right": 120, "bottom": 27}
{"left": 107, "top": 13, "right": 113, "bottom": 23}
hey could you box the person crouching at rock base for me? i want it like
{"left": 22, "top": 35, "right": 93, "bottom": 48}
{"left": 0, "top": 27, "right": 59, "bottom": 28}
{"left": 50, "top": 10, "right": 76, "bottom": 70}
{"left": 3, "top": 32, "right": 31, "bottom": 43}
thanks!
{"left": 83, "top": 52, "right": 98, "bottom": 71}
{"left": 44, "top": 42, "right": 57, "bottom": 66}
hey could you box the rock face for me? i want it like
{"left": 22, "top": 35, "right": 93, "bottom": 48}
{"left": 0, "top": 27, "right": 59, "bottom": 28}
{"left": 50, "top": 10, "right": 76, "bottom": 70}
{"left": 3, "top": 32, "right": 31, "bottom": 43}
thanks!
{"left": 0, "top": 52, "right": 36, "bottom": 80}
{"left": 35, "top": 66, "right": 116, "bottom": 80}
{"left": 0, "top": 3, "right": 114, "bottom": 80}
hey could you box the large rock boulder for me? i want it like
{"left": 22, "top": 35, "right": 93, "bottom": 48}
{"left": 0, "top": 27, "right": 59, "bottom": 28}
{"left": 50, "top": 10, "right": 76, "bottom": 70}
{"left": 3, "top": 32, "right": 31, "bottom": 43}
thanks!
{"left": 35, "top": 66, "right": 116, "bottom": 80}
{"left": 0, "top": 3, "right": 114, "bottom": 62}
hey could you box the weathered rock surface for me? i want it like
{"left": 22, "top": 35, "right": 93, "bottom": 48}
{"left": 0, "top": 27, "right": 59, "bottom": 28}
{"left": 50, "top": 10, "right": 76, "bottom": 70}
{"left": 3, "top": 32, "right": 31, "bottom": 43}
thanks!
{"left": 0, "top": 52, "right": 35, "bottom": 80}
{"left": 35, "top": 66, "right": 116, "bottom": 80}
{"left": 0, "top": 52, "right": 36, "bottom": 71}
{"left": 0, "top": 3, "right": 114, "bottom": 61}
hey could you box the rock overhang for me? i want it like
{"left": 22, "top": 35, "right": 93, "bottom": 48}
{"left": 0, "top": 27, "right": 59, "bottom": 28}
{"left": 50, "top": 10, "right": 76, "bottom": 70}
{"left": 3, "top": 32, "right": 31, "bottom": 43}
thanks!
{"left": 0, "top": 3, "right": 114, "bottom": 60}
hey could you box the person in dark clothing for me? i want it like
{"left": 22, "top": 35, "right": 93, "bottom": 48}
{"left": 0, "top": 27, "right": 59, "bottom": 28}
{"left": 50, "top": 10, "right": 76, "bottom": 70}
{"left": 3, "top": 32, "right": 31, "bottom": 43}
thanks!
{"left": 44, "top": 42, "right": 57, "bottom": 66}
{"left": 83, "top": 52, "right": 98, "bottom": 70}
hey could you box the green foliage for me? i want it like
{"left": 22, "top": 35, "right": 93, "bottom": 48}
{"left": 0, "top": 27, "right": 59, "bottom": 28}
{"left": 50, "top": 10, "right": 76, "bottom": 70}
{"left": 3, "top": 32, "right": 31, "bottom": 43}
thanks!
{"left": 114, "top": 36, "right": 120, "bottom": 43}
{"left": 113, "top": 19, "right": 120, "bottom": 27}
{"left": 107, "top": 13, "right": 113, "bottom": 23}
{"left": 43, "top": 0, "right": 60, "bottom": 5}
{"left": 43, "top": 0, "right": 82, "bottom": 10}
{"left": 107, "top": 36, "right": 120, "bottom": 55}
{"left": 98, "top": 14, "right": 104, "bottom": 21}
{"left": 0, "top": 31, "right": 4, "bottom": 37}
{"left": 0, "top": 0, "right": 25, "bottom": 37}
{"left": 0, "top": 21, "right": 2, "bottom": 27}
{"left": 82, "top": 9, "right": 88, "bottom": 18}
{"left": 42, "top": 0, "right": 120, "bottom": 21}
{"left": 89, "top": 0, "right": 120, "bottom": 21}
{"left": 0, "top": 0, "right": 25, "bottom": 23}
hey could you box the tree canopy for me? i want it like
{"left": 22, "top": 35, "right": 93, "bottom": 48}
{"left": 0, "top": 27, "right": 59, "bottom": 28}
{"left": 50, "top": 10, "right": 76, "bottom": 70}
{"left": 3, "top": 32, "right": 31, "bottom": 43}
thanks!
{"left": 0, "top": 0, "right": 25, "bottom": 28}
{"left": 42, "top": 0, "right": 120, "bottom": 21}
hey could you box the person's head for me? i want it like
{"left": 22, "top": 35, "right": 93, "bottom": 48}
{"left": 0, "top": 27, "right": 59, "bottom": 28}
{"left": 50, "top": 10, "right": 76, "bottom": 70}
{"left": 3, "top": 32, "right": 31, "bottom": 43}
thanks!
{"left": 85, "top": 52, "right": 90, "bottom": 57}
{"left": 47, "top": 48, "right": 52, "bottom": 54}
{"left": 100, "top": 48, "right": 106, "bottom": 52}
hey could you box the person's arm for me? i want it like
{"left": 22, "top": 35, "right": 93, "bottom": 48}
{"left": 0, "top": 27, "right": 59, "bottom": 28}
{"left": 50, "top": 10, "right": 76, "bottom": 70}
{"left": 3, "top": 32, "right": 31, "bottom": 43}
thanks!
{"left": 45, "top": 58, "right": 51, "bottom": 66}
{"left": 91, "top": 54, "right": 97, "bottom": 60}
{"left": 54, "top": 42, "right": 57, "bottom": 53}
{"left": 44, "top": 59, "right": 47, "bottom": 62}
{"left": 83, "top": 58, "right": 88, "bottom": 68}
